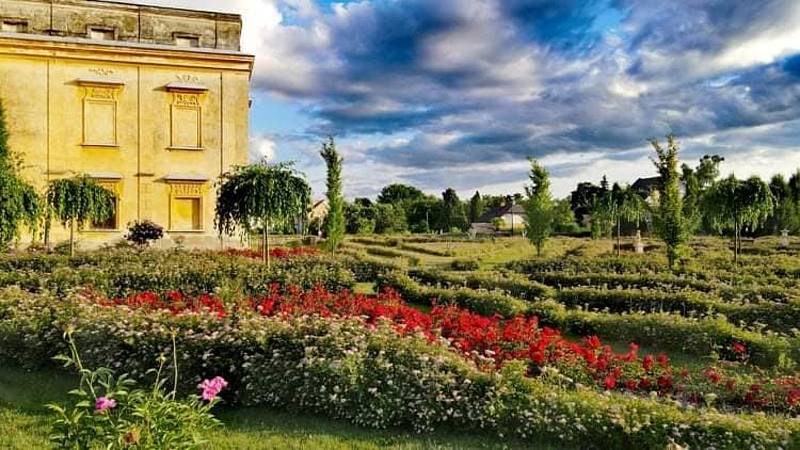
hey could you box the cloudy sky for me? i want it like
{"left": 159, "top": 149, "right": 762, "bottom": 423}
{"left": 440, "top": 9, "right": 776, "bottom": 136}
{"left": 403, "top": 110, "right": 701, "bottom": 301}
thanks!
{"left": 142, "top": 0, "right": 800, "bottom": 199}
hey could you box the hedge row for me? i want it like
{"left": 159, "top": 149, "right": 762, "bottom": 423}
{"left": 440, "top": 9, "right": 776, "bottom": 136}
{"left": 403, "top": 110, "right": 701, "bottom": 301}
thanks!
{"left": 378, "top": 273, "right": 800, "bottom": 367}
{"left": 0, "top": 289, "right": 796, "bottom": 449}
{"left": 377, "top": 271, "right": 529, "bottom": 317}
{"left": 556, "top": 288, "right": 800, "bottom": 334}
{"left": 408, "top": 268, "right": 554, "bottom": 301}
{"left": 0, "top": 251, "right": 356, "bottom": 297}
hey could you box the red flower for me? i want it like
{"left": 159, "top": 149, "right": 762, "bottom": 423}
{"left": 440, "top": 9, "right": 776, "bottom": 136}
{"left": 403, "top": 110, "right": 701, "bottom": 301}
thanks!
{"left": 604, "top": 374, "right": 617, "bottom": 390}
{"left": 732, "top": 342, "right": 747, "bottom": 355}
{"left": 642, "top": 354, "right": 654, "bottom": 371}
{"left": 703, "top": 368, "right": 721, "bottom": 384}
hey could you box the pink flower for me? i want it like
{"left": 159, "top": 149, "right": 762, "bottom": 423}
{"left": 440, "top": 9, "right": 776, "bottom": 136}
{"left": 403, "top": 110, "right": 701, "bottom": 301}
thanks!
{"left": 198, "top": 376, "right": 228, "bottom": 401}
{"left": 95, "top": 396, "right": 117, "bottom": 412}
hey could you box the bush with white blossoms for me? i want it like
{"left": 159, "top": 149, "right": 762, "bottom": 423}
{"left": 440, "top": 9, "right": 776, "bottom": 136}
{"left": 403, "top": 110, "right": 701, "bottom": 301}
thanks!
{"left": 2, "top": 288, "right": 799, "bottom": 449}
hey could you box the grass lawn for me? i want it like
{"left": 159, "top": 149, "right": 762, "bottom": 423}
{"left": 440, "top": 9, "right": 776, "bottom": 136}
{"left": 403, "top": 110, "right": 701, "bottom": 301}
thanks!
{"left": 0, "top": 364, "right": 563, "bottom": 450}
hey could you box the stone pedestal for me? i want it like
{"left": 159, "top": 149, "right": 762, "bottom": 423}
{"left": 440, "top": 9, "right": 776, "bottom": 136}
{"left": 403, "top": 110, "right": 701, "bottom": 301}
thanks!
{"left": 780, "top": 229, "right": 790, "bottom": 248}
{"left": 634, "top": 230, "right": 644, "bottom": 254}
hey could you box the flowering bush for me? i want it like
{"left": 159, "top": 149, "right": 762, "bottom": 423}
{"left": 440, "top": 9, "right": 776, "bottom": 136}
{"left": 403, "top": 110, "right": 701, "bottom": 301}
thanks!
{"left": 2, "top": 287, "right": 799, "bottom": 448}
{"left": 47, "top": 331, "right": 223, "bottom": 449}
{"left": 224, "top": 246, "right": 318, "bottom": 260}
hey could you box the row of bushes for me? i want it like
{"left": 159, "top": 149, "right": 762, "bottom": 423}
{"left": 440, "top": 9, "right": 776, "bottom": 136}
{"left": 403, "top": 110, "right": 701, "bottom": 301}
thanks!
{"left": 408, "top": 268, "right": 554, "bottom": 301}
{"left": 556, "top": 288, "right": 800, "bottom": 334}
{"left": 529, "top": 272, "right": 797, "bottom": 303}
{"left": 377, "top": 271, "right": 529, "bottom": 317}
{"left": 0, "top": 250, "right": 356, "bottom": 297}
{"left": 0, "top": 289, "right": 796, "bottom": 449}
{"left": 379, "top": 273, "right": 800, "bottom": 367}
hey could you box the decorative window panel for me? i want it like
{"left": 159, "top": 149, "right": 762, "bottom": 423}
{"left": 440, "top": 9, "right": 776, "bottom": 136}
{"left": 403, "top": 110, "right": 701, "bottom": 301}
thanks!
{"left": 80, "top": 83, "right": 122, "bottom": 146}
{"left": 170, "top": 93, "right": 203, "bottom": 149}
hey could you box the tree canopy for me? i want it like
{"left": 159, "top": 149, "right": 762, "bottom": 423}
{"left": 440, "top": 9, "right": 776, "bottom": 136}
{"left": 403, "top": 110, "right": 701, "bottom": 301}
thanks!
{"left": 704, "top": 174, "right": 774, "bottom": 263}
{"left": 0, "top": 100, "right": 40, "bottom": 249}
{"left": 320, "top": 137, "right": 345, "bottom": 254}
{"left": 523, "top": 158, "right": 553, "bottom": 256}
{"left": 215, "top": 161, "right": 310, "bottom": 267}
{"left": 47, "top": 176, "right": 115, "bottom": 256}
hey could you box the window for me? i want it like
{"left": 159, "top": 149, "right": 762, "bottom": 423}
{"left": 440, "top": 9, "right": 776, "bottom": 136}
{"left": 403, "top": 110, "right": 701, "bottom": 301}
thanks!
{"left": 2, "top": 20, "right": 27, "bottom": 33}
{"left": 92, "top": 197, "right": 118, "bottom": 230}
{"left": 167, "top": 181, "right": 205, "bottom": 231}
{"left": 175, "top": 36, "right": 199, "bottom": 48}
{"left": 89, "top": 27, "right": 114, "bottom": 41}
{"left": 172, "top": 198, "right": 201, "bottom": 230}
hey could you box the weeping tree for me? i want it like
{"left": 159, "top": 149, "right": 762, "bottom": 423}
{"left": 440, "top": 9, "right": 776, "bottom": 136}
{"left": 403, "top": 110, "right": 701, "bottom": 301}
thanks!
{"left": 523, "top": 158, "right": 553, "bottom": 256}
{"left": 0, "top": 100, "right": 41, "bottom": 250}
{"left": 320, "top": 137, "right": 345, "bottom": 254}
{"left": 215, "top": 161, "right": 310, "bottom": 268}
{"left": 704, "top": 175, "right": 774, "bottom": 263}
{"left": 650, "top": 135, "right": 689, "bottom": 269}
{"left": 47, "top": 176, "right": 115, "bottom": 256}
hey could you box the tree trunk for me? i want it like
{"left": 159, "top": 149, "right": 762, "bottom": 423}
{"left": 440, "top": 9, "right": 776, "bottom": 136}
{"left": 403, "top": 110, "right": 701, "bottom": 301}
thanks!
{"left": 262, "top": 222, "right": 268, "bottom": 266}
{"left": 266, "top": 220, "right": 272, "bottom": 269}
{"left": 69, "top": 219, "right": 75, "bottom": 257}
{"left": 616, "top": 218, "right": 621, "bottom": 257}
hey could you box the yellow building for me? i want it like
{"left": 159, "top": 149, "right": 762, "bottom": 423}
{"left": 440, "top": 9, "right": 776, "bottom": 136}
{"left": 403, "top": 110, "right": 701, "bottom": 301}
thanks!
{"left": 0, "top": 0, "right": 254, "bottom": 248}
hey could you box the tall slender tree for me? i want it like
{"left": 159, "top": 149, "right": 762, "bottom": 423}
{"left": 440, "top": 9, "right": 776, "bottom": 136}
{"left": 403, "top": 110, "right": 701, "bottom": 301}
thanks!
{"left": 704, "top": 175, "right": 774, "bottom": 263}
{"left": 650, "top": 135, "right": 688, "bottom": 269}
{"left": 320, "top": 137, "right": 345, "bottom": 254}
{"left": 468, "top": 191, "right": 484, "bottom": 223}
{"left": 0, "top": 100, "right": 40, "bottom": 249}
{"left": 47, "top": 176, "right": 115, "bottom": 256}
{"left": 215, "top": 161, "right": 310, "bottom": 268}
{"left": 523, "top": 158, "right": 553, "bottom": 256}
{"left": 440, "top": 188, "right": 467, "bottom": 231}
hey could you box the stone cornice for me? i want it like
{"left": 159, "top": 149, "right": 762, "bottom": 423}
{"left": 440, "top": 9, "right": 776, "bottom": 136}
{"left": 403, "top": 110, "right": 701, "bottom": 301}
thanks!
{"left": 0, "top": 33, "right": 254, "bottom": 74}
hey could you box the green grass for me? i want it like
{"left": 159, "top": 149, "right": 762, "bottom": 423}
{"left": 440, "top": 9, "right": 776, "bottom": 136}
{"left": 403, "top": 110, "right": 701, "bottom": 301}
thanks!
{"left": 0, "top": 364, "right": 563, "bottom": 450}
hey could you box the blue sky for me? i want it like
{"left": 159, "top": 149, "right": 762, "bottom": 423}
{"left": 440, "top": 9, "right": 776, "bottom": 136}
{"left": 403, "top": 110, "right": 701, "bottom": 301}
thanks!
{"left": 145, "top": 0, "right": 800, "bottom": 200}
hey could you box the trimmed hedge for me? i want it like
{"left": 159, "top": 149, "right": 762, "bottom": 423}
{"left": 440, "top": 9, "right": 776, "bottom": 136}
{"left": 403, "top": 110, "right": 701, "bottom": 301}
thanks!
{"left": 377, "top": 271, "right": 529, "bottom": 317}
{"left": 408, "top": 268, "right": 554, "bottom": 301}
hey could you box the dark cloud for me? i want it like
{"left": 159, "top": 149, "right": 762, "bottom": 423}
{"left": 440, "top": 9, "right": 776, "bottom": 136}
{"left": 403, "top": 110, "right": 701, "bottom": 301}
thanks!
{"left": 251, "top": 0, "right": 800, "bottom": 195}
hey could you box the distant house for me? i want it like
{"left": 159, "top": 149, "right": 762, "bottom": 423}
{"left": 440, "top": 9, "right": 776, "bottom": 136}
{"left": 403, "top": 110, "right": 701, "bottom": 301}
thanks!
{"left": 295, "top": 199, "right": 328, "bottom": 235}
{"left": 470, "top": 204, "right": 526, "bottom": 235}
{"left": 632, "top": 176, "right": 661, "bottom": 196}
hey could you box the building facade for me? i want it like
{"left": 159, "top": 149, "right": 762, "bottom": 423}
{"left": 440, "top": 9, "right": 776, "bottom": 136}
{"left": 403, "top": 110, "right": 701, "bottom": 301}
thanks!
{"left": 0, "top": 0, "right": 254, "bottom": 248}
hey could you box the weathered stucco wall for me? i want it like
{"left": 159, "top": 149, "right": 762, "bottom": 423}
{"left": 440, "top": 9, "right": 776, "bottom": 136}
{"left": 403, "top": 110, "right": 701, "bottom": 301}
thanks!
{"left": 0, "top": 3, "right": 253, "bottom": 249}
{"left": 0, "top": 0, "right": 242, "bottom": 50}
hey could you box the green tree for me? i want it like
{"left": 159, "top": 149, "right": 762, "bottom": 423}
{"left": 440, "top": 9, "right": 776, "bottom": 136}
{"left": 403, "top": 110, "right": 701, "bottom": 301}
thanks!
{"left": 374, "top": 203, "right": 407, "bottom": 234}
{"left": 46, "top": 176, "right": 115, "bottom": 257}
{"left": 377, "top": 184, "right": 425, "bottom": 204}
{"left": 649, "top": 135, "right": 689, "bottom": 269}
{"left": 681, "top": 154, "right": 724, "bottom": 233}
{"left": 616, "top": 186, "right": 648, "bottom": 255}
{"left": 767, "top": 174, "right": 799, "bottom": 234}
{"left": 552, "top": 198, "right": 578, "bottom": 233}
{"left": 441, "top": 188, "right": 467, "bottom": 231}
{"left": 468, "top": 191, "right": 484, "bottom": 223}
{"left": 320, "top": 137, "right": 345, "bottom": 254}
{"left": 704, "top": 175, "right": 774, "bottom": 263}
{"left": 215, "top": 162, "right": 310, "bottom": 267}
{"left": 523, "top": 159, "right": 553, "bottom": 256}
{"left": 0, "top": 100, "right": 40, "bottom": 249}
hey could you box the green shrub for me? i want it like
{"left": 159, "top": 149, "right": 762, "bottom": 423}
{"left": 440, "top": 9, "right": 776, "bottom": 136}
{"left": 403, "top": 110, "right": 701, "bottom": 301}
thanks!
{"left": 450, "top": 259, "right": 480, "bottom": 271}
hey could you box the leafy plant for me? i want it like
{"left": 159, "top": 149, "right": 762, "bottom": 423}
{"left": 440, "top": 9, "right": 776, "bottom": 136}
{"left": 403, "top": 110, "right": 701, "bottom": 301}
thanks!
{"left": 47, "top": 330, "right": 223, "bottom": 449}
{"left": 704, "top": 175, "right": 774, "bottom": 263}
{"left": 0, "top": 100, "right": 40, "bottom": 250}
{"left": 214, "top": 161, "right": 311, "bottom": 267}
{"left": 523, "top": 159, "right": 553, "bottom": 256}
{"left": 320, "top": 137, "right": 345, "bottom": 254}
{"left": 125, "top": 220, "right": 164, "bottom": 247}
{"left": 46, "top": 176, "right": 115, "bottom": 257}
{"left": 650, "top": 135, "right": 689, "bottom": 269}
